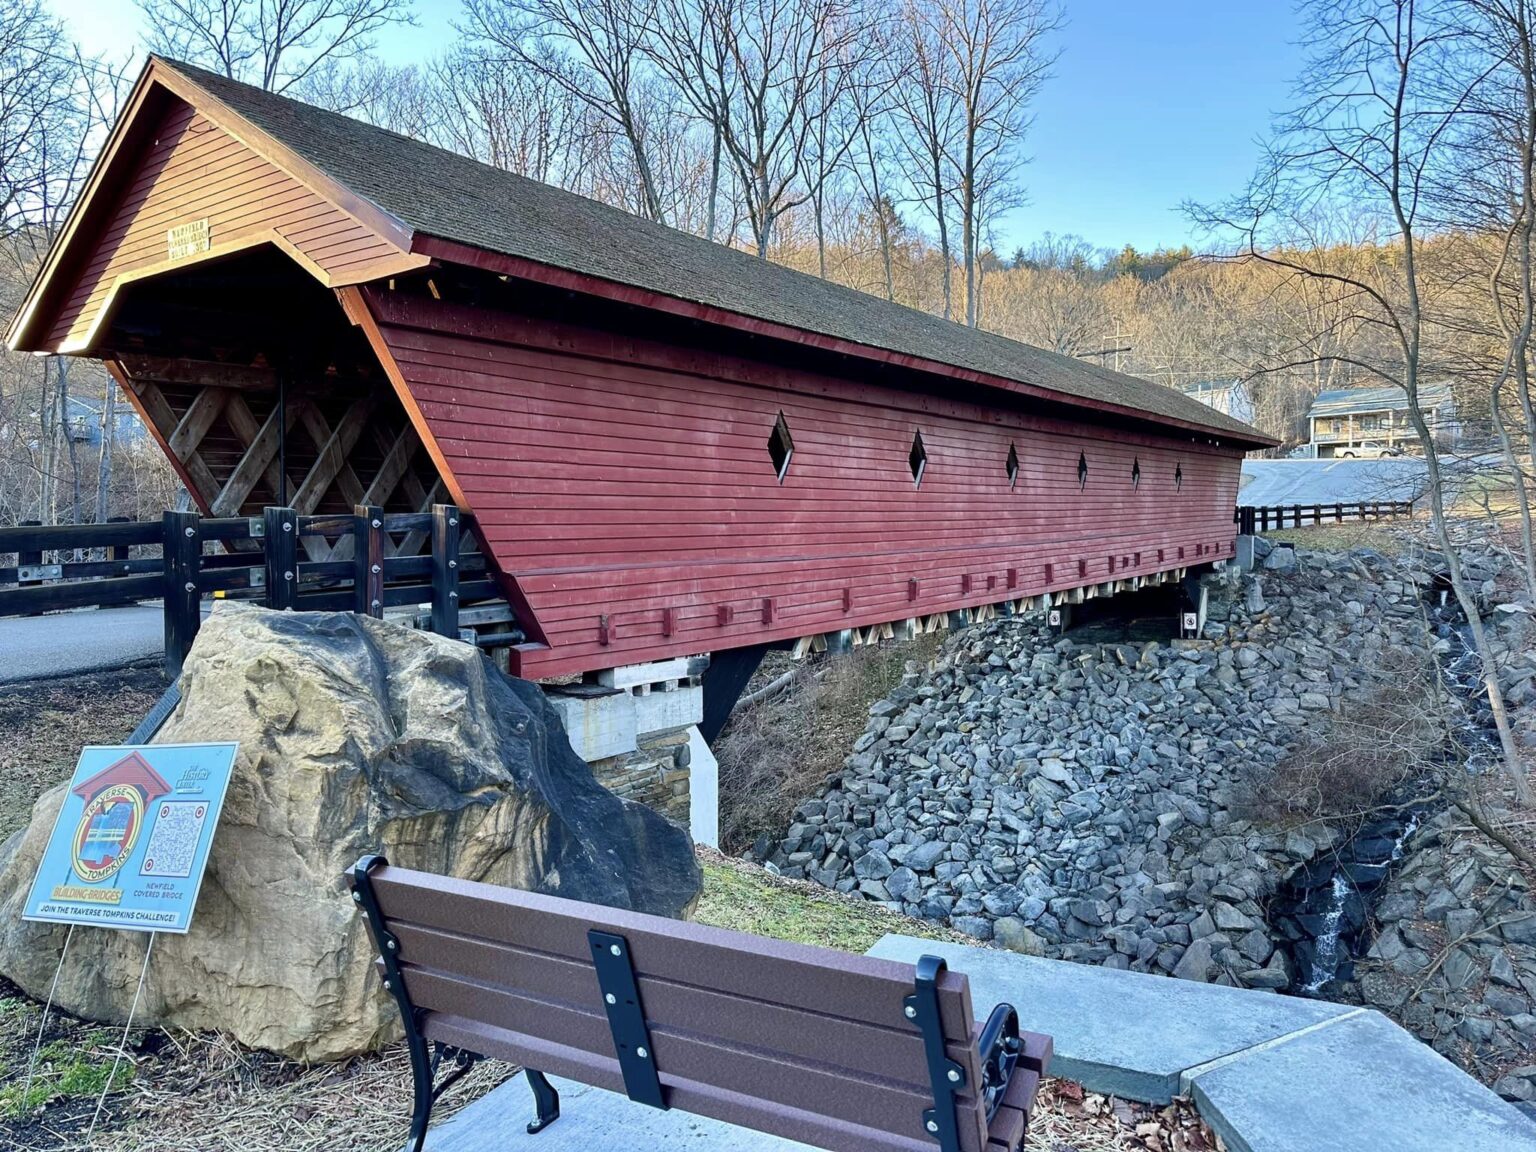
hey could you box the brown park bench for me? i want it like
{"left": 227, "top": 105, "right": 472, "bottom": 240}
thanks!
{"left": 348, "top": 855, "right": 1052, "bottom": 1152}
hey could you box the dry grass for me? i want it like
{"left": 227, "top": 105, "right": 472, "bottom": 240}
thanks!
{"left": 714, "top": 636, "right": 941, "bottom": 853}
{"left": 696, "top": 847, "right": 969, "bottom": 952}
{"left": 0, "top": 977, "right": 517, "bottom": 1152}
{"left": 1269, "top": 520, "right": 1414, "bottom": 556}
{"left": 89, "top": 1039, "right": 513, "bottom": 1152}
{"left": 1235, "top": 647, "right": 1446, "bottom": 826}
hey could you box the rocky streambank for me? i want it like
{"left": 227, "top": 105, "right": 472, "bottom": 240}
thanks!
{"left": 755, "top": 539, "right": 1536, "bottom": 1090}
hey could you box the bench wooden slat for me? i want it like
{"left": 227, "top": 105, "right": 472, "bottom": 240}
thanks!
{"left": 355, "top": 863, "right": 1046, "bottom": 1152}
{"left": 426, "top": 1013, "right": 944, "bottom": 1152}
{"left": 401, "top": 964, "right": 987, "bottom": 1149}
{"left": 985, "top": 1069, "right": 1043, "bottom": 1152}
{"left": 388, "top": 920, "right": 985, "bottom": 1091}
{"left": 369, "top": 868, "right": 975, "bottom": 1039}
{"left": 1018, "top": 1032, "right": 1053, "bottom": 1075}
{"left": 985, "top": 1101, "right": 1025, "bottom": 1150}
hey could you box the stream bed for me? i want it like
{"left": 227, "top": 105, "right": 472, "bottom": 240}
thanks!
{"left": 1267, "top": 572, "right": 1491, "bottom": 997}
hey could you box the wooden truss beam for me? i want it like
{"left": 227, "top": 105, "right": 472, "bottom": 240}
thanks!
{"left": 133, "top": 379, "right": 221, "bottom": 501}
{"left": 216, "top": 393, "right": 303, "bottom": 517}
{"left": 118, "top": 354, "right": 277, "bottom": 391}
{"left": 293, "top": 398, "right": 372, "bottom": 516}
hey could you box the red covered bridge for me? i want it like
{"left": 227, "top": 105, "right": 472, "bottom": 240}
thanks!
{"left": 7, "top": 58, "right": 1274, "bottom": 697}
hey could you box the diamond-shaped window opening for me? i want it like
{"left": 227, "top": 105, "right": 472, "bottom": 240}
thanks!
{"left": 1077, "top": 451, "right": 1088, "bottom": 490}
{"left": 1131, "top": 457, "right": 1141, "bottom": 490}
{"left": 1006, "top": 441, "right": 1020, "bottom": 490}
{"left": 909, "top": 430, "right": 928, "bottom": 487}
{"left": 1174, "top": 463, "right": 1184, "bottom": 491}
{"left": 768, "top": 411, "right": 794, "bottom": 483}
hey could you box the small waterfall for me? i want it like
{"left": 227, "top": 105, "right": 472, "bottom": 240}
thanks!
{"left": 1295, "top": 811, "right": 1422, "bottom": 993}
{"left": 1271, "top": 570, "right": 1485, "bottom": 998}
{"left": 1299, "top": 874, "right": 1352, "bottom": 993}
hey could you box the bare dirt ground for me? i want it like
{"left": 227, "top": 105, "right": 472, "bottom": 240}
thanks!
{"left": 0, "top": 661, "right": 164, "bottom": 843}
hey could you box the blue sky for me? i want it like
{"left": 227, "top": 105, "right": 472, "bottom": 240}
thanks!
{"left": 53, "top": 0, "right": 1305, "bottom": 254}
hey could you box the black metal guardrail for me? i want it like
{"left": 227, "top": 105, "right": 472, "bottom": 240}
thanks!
{"left": 1234, "top": 500, "right": 1415, "bottom": 535}
{"left": 0, "top": 504, "right": 517, "bottom": 677}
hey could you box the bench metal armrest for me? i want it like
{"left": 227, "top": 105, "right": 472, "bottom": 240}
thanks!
{"left": 908, "top": 955, "right": 1025, "bottom": 1152}
{"left": 975, "top": 1002, "right": 1023, "bottom": 1123}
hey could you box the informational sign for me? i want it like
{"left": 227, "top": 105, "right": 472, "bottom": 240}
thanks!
{"left": 23, "top": 744, "right": 237, "bottom": 934}
{"left": 166, "top": 218, "right": 210, "bottom": 261}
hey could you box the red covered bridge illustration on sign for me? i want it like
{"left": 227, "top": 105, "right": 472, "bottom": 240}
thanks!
{"left": 70, "top": 751, "right": 171, "bottom": 884}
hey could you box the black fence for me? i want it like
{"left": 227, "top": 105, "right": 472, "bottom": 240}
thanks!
{"left": 1235, "top": 500, "right": 1414, "bottom": 535}
{"left": 0, "top": 504, "right": 518, "bottom": 677}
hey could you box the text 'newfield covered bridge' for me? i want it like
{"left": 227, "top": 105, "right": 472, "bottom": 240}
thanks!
{"left": 6, "top": 57, "right": 1275, "bottom": 694}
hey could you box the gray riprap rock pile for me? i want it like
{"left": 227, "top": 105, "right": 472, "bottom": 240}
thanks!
{"left": 0, "top": 603, "right": 701, "bottom": 1060}
{"left": 1356, "top": 812, "right": 1536, "bottom": 1093}
{"left": 760, "top": 548, "right": 1431, "bottom": 990}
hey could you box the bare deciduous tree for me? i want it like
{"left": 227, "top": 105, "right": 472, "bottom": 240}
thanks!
{"left": 464, "top": 0, "right": 668, "bottom": 222}
{"left": 933, "top": 0, "right": 1057, "bottom": 327}
{"left": 889, "top": 0, "right": 961, "bottom": 317}
{"left": 1, "top": 6, "right": 129, "bottom": 527}
{"left": 136, "top": 0, "right": 413, "bottom": 92}
{"left": 1195, "top": 0, "right": 1533, "bottom": 804}
{"left": 650, "top": 0, "right": 870, "bottom": 257}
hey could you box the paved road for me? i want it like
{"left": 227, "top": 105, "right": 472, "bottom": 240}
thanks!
{"left": 0, "top": 604, "right": 165, "bottom": 683}
{"left": 1239, "top": 458, "right": 1428, "bottom": 506}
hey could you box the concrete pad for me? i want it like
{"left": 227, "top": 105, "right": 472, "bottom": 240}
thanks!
{"left": 425, "top": 1073, "right": 816, "bottom": 1152}
{"left": 1188, "top": 1009, "right": 1536, "bottom": 1152}
{"left": 867, "top": 934, "right": 1354, "bottom": 1102}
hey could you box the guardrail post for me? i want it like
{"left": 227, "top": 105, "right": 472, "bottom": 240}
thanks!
{"left": 18, "top": 520, "right": 41, "bottom": 575}
{"left": 431, "top": 504, "right": 461, "bottom": 638}
{"left": 355, "top": 504, "right": 385, "bottom": 618}
{"left": 264, "top": 506, "right": 298, "bottom": 610}
{"left": 164, "top": 510, "right": 202, "bottom": 680}
{"left": 106, "top": 516, "right": 131, "bottom": 564}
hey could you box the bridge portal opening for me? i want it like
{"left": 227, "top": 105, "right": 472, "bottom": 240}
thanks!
{"left": 102, "top": 246, "right": 456, "bottom": 559}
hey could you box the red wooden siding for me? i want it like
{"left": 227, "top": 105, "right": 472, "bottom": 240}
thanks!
{"left": 365, "top": 289, "right": 1244, "bottom": 679}
{"left": 42, "top": 98, "right": 407, "bottom": 352}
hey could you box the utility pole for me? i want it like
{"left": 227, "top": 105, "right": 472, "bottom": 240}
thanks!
{"left": 1078, "top": 318, "right": 1132, "bottom": 371}
{"left": 1101, "top": 318, "right": 1130, "bottom": 372}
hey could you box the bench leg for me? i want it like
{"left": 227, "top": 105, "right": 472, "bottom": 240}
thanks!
{"left": 405, "top": 1043, "right": 481, "bottom": 1152}
{"left": 406, "top": 1057, "right": 433, "bottom": 1152}
{"left": 525, "top": 1068, "right": 561, "bottom": 1135}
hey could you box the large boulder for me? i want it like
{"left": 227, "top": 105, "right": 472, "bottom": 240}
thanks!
{"left": 0, "top": 603, "right": 701, "bottom": 1059}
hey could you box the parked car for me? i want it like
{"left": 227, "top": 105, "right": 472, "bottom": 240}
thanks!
{"left": 1336, "top": 441, "right": 1404, "bottom": 458}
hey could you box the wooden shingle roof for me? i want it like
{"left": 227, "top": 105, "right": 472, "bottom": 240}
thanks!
{"left": 18, "top": 56, "right": 1276, "bottom": 446}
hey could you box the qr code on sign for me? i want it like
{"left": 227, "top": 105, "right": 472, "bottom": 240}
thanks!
{"left": 140, "top": 802, "right": 209, "bottom": 878}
